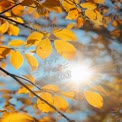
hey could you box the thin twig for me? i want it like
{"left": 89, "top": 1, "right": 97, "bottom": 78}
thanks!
{"left": 0, "top": 67, "right": 75, "bottom": 122}
{"left": 0, "top": 15, "right": 46, "bottom": 35}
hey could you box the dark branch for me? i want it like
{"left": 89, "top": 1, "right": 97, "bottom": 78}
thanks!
{"left": 0, "top": 67, "right": 75, "bottom": 122}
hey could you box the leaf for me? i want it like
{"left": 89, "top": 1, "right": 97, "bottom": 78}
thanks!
{"left": 84, "top": 90, "right": 103, "bottom": 108}
{"left": 1, "top": 112, "right": 34, "bottom": 122}
{"left": 8, "top": 24, "right": 20, "bottom": 36}
{"left": 23, "top": 75, "right": 35, "bottom": 83}
{"left": 80, "top": 2, "right": 96, "bottom": 9}
{"left": 53, "top": 95, "right": 68, "bottom": 111}
{"left": 0, "top": 21, "right": 9, "bottom": 34}
{"left": 12, "top": 5, "right": 24, "bottom": 16}
{"left": 0, "top": 46, "right": 11, "bottom": 58}
{"left": 8, "top": 40, "right": 25, "bottom": 47}
{"left": 54, "top": 40, "right": 76, "bottom": 60}
{"left": 21, "top": 0, "right": 33, "bottom": 6}
{"left": 61, "top": 91, "right": 75, "bottom": 99}
{"left": 76, "top": 17, "right": 84, "bottom": 28}
{"left": 37, "top": 92, "right": 54, "bottom": 112}
{"left": 53, "top": 28, "right": 77, "bottom": 41}
{"left": 85, "top": 9, "right": 96, "bottom": 20}
{"left": 66, "top": 23, "right": 75, "bottom": 29}
{"left": 18, "top": 85, "right": 33, "bottom": 94}
{"left": 39, "top": 116, "right": 56, "bottom": 122}
{"left": 26, "top": 32, "right": 43, "bottom": 47}
{"left": 25, "top": 53, "right": 39, "bottom": 71}
{"left": 94, "top": 0, "right": 104, "bottom": 4}
{"left": 36, "top": 38, "right": 52, "bottom": 59}
{"left": 42, "top": 84, "right": 60, "bottom": 92}
{"left": 10, "top": 50, "right": 24, "bottom": 69}
{"left": 66, "top": 8, "right": 81, "bottom": 20}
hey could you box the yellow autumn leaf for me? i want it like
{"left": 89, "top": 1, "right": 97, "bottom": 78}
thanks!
{"left": 23, "top": 75, "right": 35, "bottom": 83}
{"left": 84, "top": 90, "right": 103, "bottom": 108}
{"left": 66, "top": 23, "right": 75, "bottom": 29}
{"left": 10, "top": 50, "right": 24, "bottom": 69}
{"left": 53, "top": 95, "right": 68, "bottom": 111}
{"left": 36, "top": 38, "right": 52, "bottom": 59}
{"left": 18, "top": 85, "right": 33, "bottom": 94}
{"left": 0, "top": 21, "right": 9, "bottom": 34}
{"left": 76, "top": 17, "right": 84, "bottom": 28}
{"left": 60, "top": 0, "right": 76, "bottom": 12}
{"left": 26, "top": 31, "right": 43, "bottom": 47}
{"left": 80, "top": 2, "right": 96, "bottom": 9}
{"left": 8, "top": 24, "right": 20, "bottom": 36}
{"left": 85, "top": 9, "right": 96, "bottom": 20}
{"left": 53, "top": 28, "right": 77, "bottom": 41}
{"left": 25, "top": 53, "right": 39, "bottom": 71}
{"left": 54, "top": 40, "right": 76, "bottom": 60}
{"left": 66, "top": 9, "right": 80, "bottom": 20}
{"left": 0, "top": 46, "right": 11, "bottom": 58}
{"left": 12, "top": 5, "right": 24, "bottom": 16}
{"left": 42, "top": 84, "right": 60, "bottom": 92}
{"left": 39, "top": 116, "right": 55, "bottom": 122}
{"left": 61, "top": 91, "right": 75, "bottom": 99}
{"left": 8, "top": 40, "right": 25, "bottom": 47}
{"left": 37, "top": 92, "right": 54, "bottom": 112}
{"left": 94, "top": 0, "right": 104, "bottom": 4}
{"left": 1, "top": 112, "right": 34, "bottom": 122}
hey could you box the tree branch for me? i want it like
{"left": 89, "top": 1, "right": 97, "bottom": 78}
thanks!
{"left": 0, "top": 67, "right": 75, "bottom": 122}
{"left": 0, "top": 15, "right": 46, "bottom": 35}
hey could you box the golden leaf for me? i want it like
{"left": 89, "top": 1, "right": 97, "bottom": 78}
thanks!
{"left": 76, "top": 17, "right": 84, "bottom": 28}
{"left": 39, "top": 116, "right": 55, "bottom": 122}
{"left": 23, "top": 74, "right": 35, "bottom": 83}
{"left": 25, "top": 53, "right": 39, "bottom": 71}
{"left": 1, "top": 112, "right": 34, "bottom": 122}
{"left": 84, "top": 90, "right": 103, "bottom": 108}
{"left": 61, "top": 91, "right": 75, "bottom": 99}
{"left": 0, "top": 46, "right": 11, "bottom": 58}
{"left": 8, "top": 24, "right": 20, "bottom": 36}
{"left": 53, "top": 95, "right": 68, "bottom": 111}
{"left": 37, "top": 92, "right": 54, "bottom": 112}
{"left": 0, "top": 21, "right": 9, "bottom": 34}
{"left": 53, "top": 28, "right": 77, "bottom": 41}
{"left": 94, "top": 0, "right": 104, "bottom": 4}
{"left": 42, "top": 84, "right": 60, "bottom": 92}
{"left": 66, "top": 23, "right": 75, "bottom": 29}
{"left": 26, "top": 32, "right": 43, "bottom": 47}
{"left": 54, "top": 40, "right": 76, "bottom": 60}
{"left": 85, "top": 9, "right": 96, "bottom": 20}
{"left": 18, "top": 85, "right": 33, "bottom": 94}
{"left": 36, "top": 38, "right": 52, "bottom": 59}
{"left": 80, "top": 2, "right": 96, "bottom": 9}
{"left": 66, "top": 8, "right": 80, "bottom": 20}
{"left": 12, "top": 5, "right": 24, "bottom": 16}
{"left": 10, "top": 50, "right": 24, "bottom": 69}
{"left": 8, "top": 40, "right": 25, "bottom": 47}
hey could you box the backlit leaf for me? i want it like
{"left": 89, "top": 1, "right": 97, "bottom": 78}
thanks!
{"left": 85, "top": 9, "right": 96, "bottom": 20}
{"left": 23, "top": 75, "right": 35, "bottom": 83}
{"left": 26, "top": 32, "right": 43, "bottom": 47}
{"left": 18, "top": 85, "right": 33, "bottom": 94}
{"left": 53, "top": 95, "right": 68, "bottom": 111}
{"left": 94, "top": 0, "right": 104, "bottom": 4}
{"left": 8, "top": 40, "right": 25, "bottom": 47}
{"left": 80, "top": 2, "right": 96, "bottom": 9}
{"left": 37, "top": 92, "right": 54, "bottom": 112}
{"left": 0, "top": 46, "right": 11, "bottom": 58}
{"left": 66, "top": 23, "right": 75, "bottom": 29}
{"left": 42, "top": 84, "right": 60, "bottom": 92}
{"left": 53, "top": 28, "right": 77, "bottom": 41}
{"left": 0, "top": 21, "right": 9, "bottom": 34}
{"left": 61, "top": 91, "right": 75, "bottom": 99}
{"left": 76, "top": 17, "right": 84, "bottom": 28}
{"left": 10, "top": 50, "right": 24, "bottom": 69}
{"left": 25, "top": 53, "right": 39, "bottom": 71}
{"left": 12, "top": 5, "right": 24, "bottom": 16}
{"left": 54, "top": 40, "right": 76, "bottom": 60}
{"left": 84, "top": 90, "right": 103, "bottom": 108}
{"left": 8, "top": 24, "right": 20, "bottom": 36}
{"left": 1, "top": 112, "right": 34, "bottom": 122}
{"left": 36, "top": 39, "right": 52, "bottom": 59}
{"left": 39, "top": 116, "right": 56, "bottom": 122}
